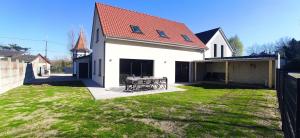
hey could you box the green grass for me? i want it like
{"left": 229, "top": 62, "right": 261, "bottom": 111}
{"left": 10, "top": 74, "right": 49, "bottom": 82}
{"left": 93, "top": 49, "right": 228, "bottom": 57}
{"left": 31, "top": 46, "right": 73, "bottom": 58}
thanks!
{"left": 0, "top": 81, "right": 283, "bottom": 137}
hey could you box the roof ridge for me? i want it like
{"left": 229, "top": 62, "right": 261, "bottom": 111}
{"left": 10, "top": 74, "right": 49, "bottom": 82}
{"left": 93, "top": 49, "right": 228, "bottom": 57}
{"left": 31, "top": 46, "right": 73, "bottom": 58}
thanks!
{"left": 195, "top": 27, "right": 220, "bottom": 35}
{"left": 96, "top": 2, "right": 185, "bottom": 25}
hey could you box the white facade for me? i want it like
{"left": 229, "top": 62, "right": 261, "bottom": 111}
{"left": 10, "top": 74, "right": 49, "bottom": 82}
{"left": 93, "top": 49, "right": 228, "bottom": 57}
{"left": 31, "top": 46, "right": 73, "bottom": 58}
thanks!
{"left": 103, "top": 40, "right": 204, "bottom": 88}
{"left": 204, "top": 30, "right": 233, "bottom": 58}
{"left": 90, "top": 10, "right": 204, "bottom": 88}
{"left": 91, "top": 9, "right": 105, "bottom": 86}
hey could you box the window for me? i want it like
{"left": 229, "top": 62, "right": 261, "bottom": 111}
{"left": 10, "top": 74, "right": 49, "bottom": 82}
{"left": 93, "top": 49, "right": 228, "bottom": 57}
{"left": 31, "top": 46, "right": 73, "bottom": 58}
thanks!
{"left": 214, "top": 44, "right": 217, "bottom": 57}
{"left": 98, "top": 59, "right": 102, "bottom": 76}
{"left": 156, "top": 30, "right": 168, "bottom": 38}
{"left": 181, "top": 34, "right": 192, "bottom": 42}
{"left": 130, "top": 25, "right": 143, "bottom": 34}
{"left": 93, "top": 60, "right": 96, "bottom": 75}
{"left": 96, "top": 28, "right": 99, "bottom": 43}
{"left": 221, "top": 45, "right": 224, "bottom": 58}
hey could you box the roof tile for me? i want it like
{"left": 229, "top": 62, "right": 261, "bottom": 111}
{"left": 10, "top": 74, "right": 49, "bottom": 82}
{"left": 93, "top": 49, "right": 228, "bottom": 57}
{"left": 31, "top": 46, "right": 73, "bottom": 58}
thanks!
{"left": 96, "top": 3, "right": 206, "bottom": 49}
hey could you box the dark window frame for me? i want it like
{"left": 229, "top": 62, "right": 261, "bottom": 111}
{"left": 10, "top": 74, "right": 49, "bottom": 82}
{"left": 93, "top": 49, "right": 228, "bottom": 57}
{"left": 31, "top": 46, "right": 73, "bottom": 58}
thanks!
{"left": 93, "top": 60, "right": 96, "bottom": 75}
{"left": 98, "top": 59, "right": 102, "bottom": 76}
{"left": 156, "top": 30, "right": 168, "bottom": 38}
{"left": 214, "top": 44, "right": 217, "bottom": 57}
{"left": 130, "top": 25, "right": 143, "bottom": 34}
{"left": 221, "top": 45, "right": 224, "bottom": 58}
{"left": 96, "top": 28, "right": 99, "bottom": 43}
{"left": 181, "top": 34, "right": 192, "bottom": 42}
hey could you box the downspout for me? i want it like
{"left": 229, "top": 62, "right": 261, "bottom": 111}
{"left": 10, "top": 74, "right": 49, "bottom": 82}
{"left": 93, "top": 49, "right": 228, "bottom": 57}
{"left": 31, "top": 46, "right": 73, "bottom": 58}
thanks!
{"left": 103, "top": 41, "right": 106, "bottom": 88}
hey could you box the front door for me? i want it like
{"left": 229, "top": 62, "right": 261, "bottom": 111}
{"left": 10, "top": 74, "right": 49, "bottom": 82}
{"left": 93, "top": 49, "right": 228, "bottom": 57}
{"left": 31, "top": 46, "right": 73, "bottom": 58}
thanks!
{"left": 79, "top": 63, "right": 89, "bottom": 79}
{"left": 175, "top": 61, "right": 189, "bottom": 82}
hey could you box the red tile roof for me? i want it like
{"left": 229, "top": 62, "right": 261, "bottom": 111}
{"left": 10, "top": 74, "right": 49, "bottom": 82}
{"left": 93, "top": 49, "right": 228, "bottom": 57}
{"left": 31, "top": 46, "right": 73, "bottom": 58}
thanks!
{"left": 72, "top": 31, "right": 89, "bottom": 52}
{"left": 96, "top": 3, "right": 206, "bottom": 49}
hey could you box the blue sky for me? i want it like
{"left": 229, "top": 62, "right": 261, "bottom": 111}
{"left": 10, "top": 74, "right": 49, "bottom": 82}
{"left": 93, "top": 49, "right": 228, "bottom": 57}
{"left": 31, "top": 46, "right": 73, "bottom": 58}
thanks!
{"left": 0, "top": 0, "right": 299, "bottom": 59}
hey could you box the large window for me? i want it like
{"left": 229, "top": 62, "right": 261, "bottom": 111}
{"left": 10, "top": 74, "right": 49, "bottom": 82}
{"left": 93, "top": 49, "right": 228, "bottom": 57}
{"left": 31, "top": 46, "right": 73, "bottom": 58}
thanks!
{"left": 214, "top": 44, "right": 217, "bottom": 57}
{"left": 119, "top": 59, "right": 154, "bottom": 84}
{"left": 98, "top": 59, "right": 102, "bottom": 76}
{"left": 221, "top": 45, "right": 224, "bottom": 58}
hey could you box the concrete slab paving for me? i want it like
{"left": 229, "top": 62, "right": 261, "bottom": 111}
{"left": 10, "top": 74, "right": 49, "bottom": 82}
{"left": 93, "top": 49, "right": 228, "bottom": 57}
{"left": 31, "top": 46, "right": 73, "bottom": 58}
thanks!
{"left": 81, "top": 79, "right": 185, "bottom": 100}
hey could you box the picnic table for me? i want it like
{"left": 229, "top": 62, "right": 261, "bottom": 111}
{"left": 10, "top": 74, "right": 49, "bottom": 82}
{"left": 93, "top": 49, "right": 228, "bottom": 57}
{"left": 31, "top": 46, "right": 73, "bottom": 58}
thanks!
{"left": 124, "top": 76, "right": 168, "bottom": 92}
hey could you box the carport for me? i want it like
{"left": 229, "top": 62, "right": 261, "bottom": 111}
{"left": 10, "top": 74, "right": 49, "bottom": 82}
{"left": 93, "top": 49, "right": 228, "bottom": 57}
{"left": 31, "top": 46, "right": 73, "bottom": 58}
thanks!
{"left": 193, "top": 56, "right": 277, "bottom": 88}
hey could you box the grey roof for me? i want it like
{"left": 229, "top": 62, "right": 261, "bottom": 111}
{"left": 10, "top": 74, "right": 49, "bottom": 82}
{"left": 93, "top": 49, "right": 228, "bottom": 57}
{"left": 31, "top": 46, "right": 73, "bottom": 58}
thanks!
{"left": 0, "top": 50, "right": 24, "bottom": 57}
{"left": 13, "top": 55, "right": 37, "bottom": 63}
{"left": 195, "top": 28, "right": 220, "bottom": 44}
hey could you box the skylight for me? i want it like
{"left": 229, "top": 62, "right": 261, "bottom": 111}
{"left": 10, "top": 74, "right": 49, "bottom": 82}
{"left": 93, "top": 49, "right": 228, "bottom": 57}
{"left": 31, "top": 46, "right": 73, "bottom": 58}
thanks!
{"left": 156, "top": 30, "right": 168, "bottom": 38}
{"left": 181, "top": 34, "right": 192, "bottom": 42}
{"left": 130, "top": 25, "right": 143, "bottom": 34}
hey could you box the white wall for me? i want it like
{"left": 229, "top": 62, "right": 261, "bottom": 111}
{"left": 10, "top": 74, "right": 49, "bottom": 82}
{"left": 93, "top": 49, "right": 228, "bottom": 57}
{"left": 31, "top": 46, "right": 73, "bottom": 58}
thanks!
{"left": 31, "top": 56, "right": 51, "bottom": 77}
{"left": 205, "top": 30, "right": 233, "bottom": 58}
{"left": 104, "top": 40, "right": 204, "bottom": 88}
{"left": 91, "top": 9, "right": 105, "bottom": 87}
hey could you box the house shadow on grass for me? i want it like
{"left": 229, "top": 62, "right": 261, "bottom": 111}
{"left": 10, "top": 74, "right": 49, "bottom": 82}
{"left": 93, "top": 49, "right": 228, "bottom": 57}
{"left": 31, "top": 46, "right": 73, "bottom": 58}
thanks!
{"left": 26, "top": 80, "right": 86, "bottom": 87}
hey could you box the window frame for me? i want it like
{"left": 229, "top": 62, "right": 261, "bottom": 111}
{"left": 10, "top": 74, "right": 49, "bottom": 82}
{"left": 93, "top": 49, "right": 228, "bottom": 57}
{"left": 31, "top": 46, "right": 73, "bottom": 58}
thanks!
{"left": 181, "top": 34, "right": 192, "bottom": 42}
{"left": 130, "top": 25, "right": 143, "bottom": 34}
{"left": 156, "top": 30, "right": 168, "bottom": 38}
{"left": 214, "top": 44, "right": 217, "bottom": 57}
{"left": 98, "top": 59, "right": 102, "bottom": 76}
{"left": 96, "top": 28, "right": 99, "bottom": 43}
{"left": 221, "top": 45, "right": 224, "bottom": 58}
{"left": 93, "top": 60, "right": 96, "bottom": 75}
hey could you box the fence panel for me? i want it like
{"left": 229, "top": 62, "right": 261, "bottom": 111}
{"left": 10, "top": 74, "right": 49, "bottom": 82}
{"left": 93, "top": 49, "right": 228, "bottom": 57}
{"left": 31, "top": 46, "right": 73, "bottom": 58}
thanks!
{"left": 277, "top": 69, "right": 300, "bottom": 138}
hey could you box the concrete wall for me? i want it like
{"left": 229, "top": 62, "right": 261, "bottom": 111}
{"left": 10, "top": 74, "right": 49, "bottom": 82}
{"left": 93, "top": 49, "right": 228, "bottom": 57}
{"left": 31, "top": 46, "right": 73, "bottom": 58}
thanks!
{"left": 228, "top": 61, "right": 275, "bottom": 86}
{"left": 205, "top": 30, "right": 233, "bottom": 58}
{"left": 0, "top": 58, "right": 27, "bottom": 94}
{"left": 91, "top": 9, "right": 105, "bottom": 87}
{"left": 104, "top": 39, "right": 204, "bottom": 88}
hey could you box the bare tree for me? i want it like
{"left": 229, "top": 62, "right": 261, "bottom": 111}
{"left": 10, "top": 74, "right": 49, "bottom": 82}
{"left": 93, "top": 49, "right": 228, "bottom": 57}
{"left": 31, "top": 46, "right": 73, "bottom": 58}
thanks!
{"left": 68, "top": 29, "right": 76, "bottom": 51}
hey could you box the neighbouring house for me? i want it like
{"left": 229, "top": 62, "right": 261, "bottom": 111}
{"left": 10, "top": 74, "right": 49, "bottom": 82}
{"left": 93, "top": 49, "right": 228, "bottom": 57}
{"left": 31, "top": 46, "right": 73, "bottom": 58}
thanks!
{"left": 90, "top": 3, "right": 206, "bottom": 88}
{"left": 13, "top": 54, "right": 51, "bottom": 77}
{"left": 0, "top": 50, "right": 24, "bottom": 58}
{"left": 195, "top": 27, "right": 234, "bottom": 58}
{"left": 74, "top": 3, "right": 277, "bottom": 88}
{"left": 71, "top": 31, "right": 91, "bottom": 78}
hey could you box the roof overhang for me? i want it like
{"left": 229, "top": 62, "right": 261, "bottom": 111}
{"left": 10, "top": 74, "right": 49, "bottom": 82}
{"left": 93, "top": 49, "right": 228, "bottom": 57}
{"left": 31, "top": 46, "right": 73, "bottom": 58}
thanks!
{"left": 195, "top": 56, "right": 276, "bottom": 63}
{"left": 106, "top": 36, "right": 206, "bottom": 51}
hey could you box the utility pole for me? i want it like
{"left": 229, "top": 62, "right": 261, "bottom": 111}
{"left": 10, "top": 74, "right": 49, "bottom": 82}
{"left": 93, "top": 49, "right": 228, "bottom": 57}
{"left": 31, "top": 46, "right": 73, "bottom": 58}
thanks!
{"left": 45, "top": 40, "right": 48, "bottom": 58}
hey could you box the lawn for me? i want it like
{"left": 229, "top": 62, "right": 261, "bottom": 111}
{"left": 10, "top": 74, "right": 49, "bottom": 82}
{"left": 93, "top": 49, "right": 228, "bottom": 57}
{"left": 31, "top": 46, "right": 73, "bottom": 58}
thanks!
{"left": 0, "top": 81, "right": 283, "bottom": 137}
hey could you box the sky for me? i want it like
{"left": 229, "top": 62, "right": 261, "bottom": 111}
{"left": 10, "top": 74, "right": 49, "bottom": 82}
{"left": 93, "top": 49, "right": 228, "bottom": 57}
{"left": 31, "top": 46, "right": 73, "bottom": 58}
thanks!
{"left": 0, "top": 0, "right": 299, "bottom": 59}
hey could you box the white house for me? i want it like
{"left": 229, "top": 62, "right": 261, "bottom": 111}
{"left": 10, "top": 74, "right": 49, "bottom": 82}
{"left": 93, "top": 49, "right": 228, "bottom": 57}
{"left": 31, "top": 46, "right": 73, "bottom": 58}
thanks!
{"left": 195, "top": 28, "right": 234, "bottom": 58}
{"left": 90, "top": 3, "right": 207, "bottom": 88}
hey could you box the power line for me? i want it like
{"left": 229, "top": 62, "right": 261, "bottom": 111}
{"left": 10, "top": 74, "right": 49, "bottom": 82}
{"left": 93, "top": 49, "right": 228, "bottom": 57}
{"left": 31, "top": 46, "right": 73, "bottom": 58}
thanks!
{"left": 0, "top": 36, "right": 67, "bottom": 46}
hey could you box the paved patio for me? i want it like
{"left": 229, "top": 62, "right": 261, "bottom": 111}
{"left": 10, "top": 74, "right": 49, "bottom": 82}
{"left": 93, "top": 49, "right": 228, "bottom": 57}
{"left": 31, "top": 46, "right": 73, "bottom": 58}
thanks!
{"left": 81, "top": 79, "right": 185, "bottom": 100}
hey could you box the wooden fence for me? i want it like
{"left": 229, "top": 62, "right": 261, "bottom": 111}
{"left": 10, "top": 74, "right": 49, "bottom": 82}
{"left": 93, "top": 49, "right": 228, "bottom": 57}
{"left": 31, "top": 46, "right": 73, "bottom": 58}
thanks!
{"left": 276, "top": 69, "right": 300, "bottom": 138}
{"left": 0, "top": 57, "right": 27, "bottom": 94}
